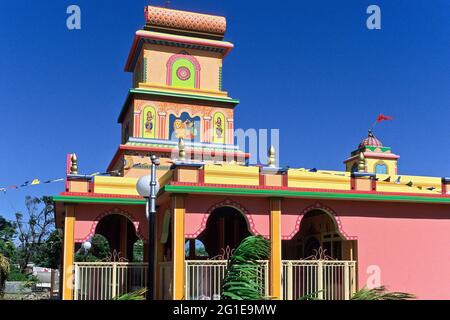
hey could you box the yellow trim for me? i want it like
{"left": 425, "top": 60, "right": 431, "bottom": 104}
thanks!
{"left": 137, "top": 82, "right": 229, "bottom": 98}
{"left": 172, "top": 195, "right": 185, "bottom": 300}
{"left": 94, "top": 176, "right": 139, "bottom": 196}
{"left": 377, "top": 174, "right": 442, "bottom": 194}
{"left": 269, "top": 198, "right": 282, "bottom": 300}
{"left": 288, "top": 170, "right": 351, "bottom": 191}
{"left": 62, "top": 205, "right": 75, "bottom": 300}
{"left": 204, "top": 164, "right": 260, "bottom": 186}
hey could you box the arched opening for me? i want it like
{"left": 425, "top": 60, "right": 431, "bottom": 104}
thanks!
{"left": 196, "top": 206, "right": 251, "bottom": 259}
{"left": 95, "top": 214, "right": 140, "bottom": 262}
{"left": 282, "top": 209, "right": 355, "bottom": 261}
{"left": 166, "top": 53, "right": 201, "bottom": 89}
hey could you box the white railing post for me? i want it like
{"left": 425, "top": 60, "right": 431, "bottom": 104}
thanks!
{"left": 317, "top": 261, "right": 324, "bottom": 300}
{"left": 111, "top": 263, "right": 117, "bottom": 299}
{"left": 351, "top": 262, "right": 357, "bottom": 296}
{"left": 185, "top": 261, "right": 189, "bottom": 300}
{"left": 74, "top": 263, "right": 79, "bottom": 300}
{"left": 287, "top": 261, "right": 293, "bottom": 300}
{"left": 344, "top": 261, "right": 350, "bottom": 300}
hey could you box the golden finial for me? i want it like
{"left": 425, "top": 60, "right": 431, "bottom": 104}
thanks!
{"left": 268, "top": 145, "right": 276, "bottom": 167}
{"left": 358, "top": 152, "right": 365, "bottom": 173}
{"left": 178, "top": 138, "right": 186, "bottom": 161}
{"left": 70, "top": 153, "right": 78, "bottom": 175}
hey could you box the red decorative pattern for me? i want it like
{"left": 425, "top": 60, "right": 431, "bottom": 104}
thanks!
{"left": 176, "top": 66, "right": 191, "bottom": 81}
{"left": 283, "top": 202, "right": 357, "bottom": 241}
{"left": 185, "top": 198, "right": 264, "bottom": 239}
{"left": 145, "top": 6, "right": 226, "bottom": 35}
{"left": 167, "top": 181, "right": 448, "bottom": 198}
{"left": 75, "top": 207, "right": 146, "bottom": 243}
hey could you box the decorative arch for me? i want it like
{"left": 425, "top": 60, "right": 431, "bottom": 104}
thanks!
{"left": 142, "top": 105, "right": 157, "bottom": 139}
{"left": 212, "top": 112, "right": 226, "bottom": 144}
{"left": 76, "top": 207, "right": 146, "bottom": 243}
{"left": 284, "top": 202, "right": 356, "bottom": 241}
{"left": 186, "top": 198, "right": 262, "bottom": 239}
{"left": 374, "top": 161, "right": 388, "bottom": 174}
{"left": 166, "top": 53, "right": 201, "bottom": 89}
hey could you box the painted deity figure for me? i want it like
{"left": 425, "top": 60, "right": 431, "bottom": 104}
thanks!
{"left": 173, "top": 118, "right": 197, "bottom": 140}
{"left": 145, "top": 111, "right": 154, "bottom": 133}
{"left": 215, "top": 117, "right": 223, "bottom": 139}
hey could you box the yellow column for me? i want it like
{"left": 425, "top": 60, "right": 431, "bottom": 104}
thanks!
{"left": 172, "top": 195, "right": 185, "bottom": 300}
{"left": 62, "top": 205, "right": 75, "bottom": 300}
{"left": 269, "top": 198, "right": 282, "bottom": 300}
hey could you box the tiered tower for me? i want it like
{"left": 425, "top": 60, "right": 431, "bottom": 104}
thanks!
{"left": 109, "top": 6, "right": 248, "bottom": 178}
{"left": 344, "top": 130, "right": 400, "bottom": 175}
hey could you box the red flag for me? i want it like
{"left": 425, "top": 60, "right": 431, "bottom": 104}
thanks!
{"left": 376, "top": 114, "right": 393, "bottom": 122}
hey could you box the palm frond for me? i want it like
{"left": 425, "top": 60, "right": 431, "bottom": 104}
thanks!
{"left": 351, "top": 286, "right": 415, "bottom": 300}
{"left": 221, "top": 235, "right": 270, "bottom": 300}
{"left": 0, "top": 254, "right": 10, "bottom": 274}
{"left": 116, "top": 288, "right": 147, "bottom": 300}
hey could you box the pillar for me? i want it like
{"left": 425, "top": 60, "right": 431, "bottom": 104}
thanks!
{"left": 269, "top": 198, "right": 282, "bottom": 300}
{"left": 133, "top": 111, "right": 141, "bottom": 137}
{"left": 62, "top": 205, "right": 75, "bottom": 300}
{"left": 171, "top": 195, "right": 186, "bottom": 300}
{"left": 155, "top": 208, "right": 165, "bottom": 299}
{"left": 119, "top": 217, "right": 128, "bottom": 259}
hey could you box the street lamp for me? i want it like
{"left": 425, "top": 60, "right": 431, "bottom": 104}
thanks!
{"left": 136, "top": 154, "right": 160, "bottom": 300}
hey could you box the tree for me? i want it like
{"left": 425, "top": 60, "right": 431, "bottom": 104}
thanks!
{"left": 0, "top": 216, "right": 17, "bottom": 259}
{"left": 14, "top": 196, "right": 55, "bottom": 271}
{"left": 75, "top": 234, "right": 111, "bottom": 262}
{"left": 133, "top": 240, "right": 144, "bottom": 262}
{"left": 0, "top": 253, "right": 10, "bottom": 297}
{"left": 34, "top": 230, "right": 62, "bottom": 269}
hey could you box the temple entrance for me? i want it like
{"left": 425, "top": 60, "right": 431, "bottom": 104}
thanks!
{"left": 192, "top": 206, "right": 251, "bottom": 259}
{"left": 184, "top": 206, "right": 255, "bottom": 300}
{"left": 282, "top": 209, "right": 355, "bottom": 260}
{"left": 95, "top": 214, "right": 139, "bottom": 262}
{"left": 281, "top": 209, "right": 357, "bottom": 300}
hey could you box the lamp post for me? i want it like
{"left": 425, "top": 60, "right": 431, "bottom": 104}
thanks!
{"left": 136, "top": 154, "right": 160, "bottom": 300}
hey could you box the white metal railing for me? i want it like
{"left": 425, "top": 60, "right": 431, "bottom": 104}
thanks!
{"left": 282, "top": 260, "right": 357, "bottom": 300}
{"left": 159, "top": 262, "right": 173, "bottom": 300}
{"left": 185, "top": 260, "right": 269, "bottom": 300}
{"left": 74, "top": 262, "right": 147, "bottom": 300}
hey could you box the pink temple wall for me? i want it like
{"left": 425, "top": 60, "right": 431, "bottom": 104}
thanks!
{"left": 73, "top": 204, "right": 148, "bottom": 243}
{"left": 185, "top": 195, "right": 450, "bottom": 299}
{"left": 70, "top": 196, "right": 450, "bottom": 299}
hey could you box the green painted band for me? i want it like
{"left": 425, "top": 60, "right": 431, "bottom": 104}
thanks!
{"left": 130, "top": 89, "right": 240, "bottom": 104}
{"left": 163, "top": 185, "right": 450, "bottom": 204}
{"left": 53, "top": 195, "right": 146, "bottom": 205}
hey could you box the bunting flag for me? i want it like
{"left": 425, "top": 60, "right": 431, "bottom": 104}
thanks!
{"left": 406, "top": 181, "right": 414, "bottom": 187}
{"left": 395, "top": 176, "right": 402, "bottom": 184}
{"left": 309, "top": 168, "right": 318, "bottom": 172}
{"left": 20, "top": 181, "right": 30, "bottom": 187}
{"left": 31, "top": 179, "right": 40, "bottom": 185}
{"left": 383, "top": 176, "right": 391, "bottom": 182}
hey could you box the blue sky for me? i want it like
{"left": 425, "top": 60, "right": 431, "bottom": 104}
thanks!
{"left": 0, "top": 0, "right": 449, "bottom": 220}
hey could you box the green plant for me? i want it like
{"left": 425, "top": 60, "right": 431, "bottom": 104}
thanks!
{"left": 75, "top": 234, "right": 111, "bottom": 262}
{"left": 221, "top": 235, "right": 270, "bottom": 300}
{"left": 351, "top": 286, "right": 415, "bottom": 300}
{"left": 0, "top": 253, "right": 10, "bottom": 297}
{"left": 6, "top": 266, "right": 29, "bottom": 281}
{"left": 116, "top": 288, "right": 147, "bottom": 300}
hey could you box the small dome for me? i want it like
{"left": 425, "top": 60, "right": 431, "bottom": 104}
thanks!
{"left": 358, "top": 130, "right": 382, "bottom": 148}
